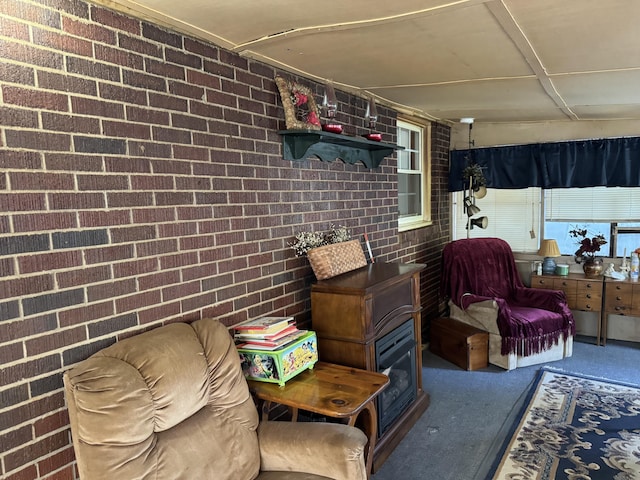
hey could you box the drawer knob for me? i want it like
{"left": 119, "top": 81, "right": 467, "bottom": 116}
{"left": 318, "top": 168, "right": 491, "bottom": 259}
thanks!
{"left": 616, "top": 285, "right": 622, "bottom": 290}
{"left": 586, "top": 304, "right": 591, "bottom": 309}
{"left": 617, "top": 296, "right": 622, "bottom": 300}
{"left": 586, "top": 294, "right": 592, "bottom": 299}
{"left": 616, "top": 306, "right": 622, "bottom": 311}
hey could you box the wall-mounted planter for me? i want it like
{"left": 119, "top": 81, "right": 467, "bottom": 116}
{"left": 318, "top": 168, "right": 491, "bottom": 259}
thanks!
{"left": 278, "top": 129, "right": 403, "bottom": 169}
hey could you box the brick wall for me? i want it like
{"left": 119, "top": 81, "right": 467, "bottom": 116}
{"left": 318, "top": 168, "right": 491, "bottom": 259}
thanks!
{"left": 0, "top": 0, "right": 451, "bottom": 478}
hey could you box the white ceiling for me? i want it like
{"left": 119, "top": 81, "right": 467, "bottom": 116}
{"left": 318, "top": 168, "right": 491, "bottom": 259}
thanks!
{"left": 93, "top": 0, "right": 640, "bottom": 126}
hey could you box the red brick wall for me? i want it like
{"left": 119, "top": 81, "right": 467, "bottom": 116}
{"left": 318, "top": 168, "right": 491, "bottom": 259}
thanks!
{"left": 0, "top": 0, "right": 451, "bottom": 478}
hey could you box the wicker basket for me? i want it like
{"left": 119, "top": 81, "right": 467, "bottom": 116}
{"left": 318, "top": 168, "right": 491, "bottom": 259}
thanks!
{"left": 306, "top": 239, "right": 367, "bottom": 280}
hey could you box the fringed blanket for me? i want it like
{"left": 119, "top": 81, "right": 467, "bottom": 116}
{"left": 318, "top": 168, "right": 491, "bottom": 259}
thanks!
{"left": 441, "top": 238, "right": 575, "bottom": 356}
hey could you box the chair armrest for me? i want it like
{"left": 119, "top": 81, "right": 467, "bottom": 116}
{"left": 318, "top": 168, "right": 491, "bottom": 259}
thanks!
{"left": 460, "top": 293, "right": 495, "bottom": 309}
{"left": 460, "top": 294, "right": 514, "bottom": 322}
{"left": 449, "top": 299, "right": 500, "bottom": 334}
{"left": 513, "top": 286, "right": 570, "bottom": 314}
{"left": 257, "top": 421, "right": 368, "bottom": 480}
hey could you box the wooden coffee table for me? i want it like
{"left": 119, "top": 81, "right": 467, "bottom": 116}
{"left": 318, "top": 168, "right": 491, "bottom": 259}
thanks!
{"left": 247, "top": 361, "right": 389, "bottom": 478}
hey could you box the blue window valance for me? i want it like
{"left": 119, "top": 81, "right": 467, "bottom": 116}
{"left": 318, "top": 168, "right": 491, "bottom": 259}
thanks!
{"left": 449, "top": 136, "right": 640, "bottom": 192}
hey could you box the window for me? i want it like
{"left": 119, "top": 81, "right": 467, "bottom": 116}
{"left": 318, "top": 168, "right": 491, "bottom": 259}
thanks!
{"left": 397, "top": 118, "right": 431, "bottom": 231}
{"left": 615, "top": 223, "right": 640, "bottom": 257}
{"left": 544, "top": 187, "right": 640, "bottom": 257}
{"left": 535, "top": 221, "right": 640, "bottom": 258}
{"left": 451, "top": 185, "right": 640, "bottom": 255}
{"left": 544, "top": 221, "right": 611, "bottom": 256}
{"left": 452, "top": 187, "right": 541, "bottom": 252}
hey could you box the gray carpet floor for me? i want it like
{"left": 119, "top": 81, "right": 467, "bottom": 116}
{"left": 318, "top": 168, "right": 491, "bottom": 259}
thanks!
{"left": 371, "top": 336, "right": 640, "bottom": 480}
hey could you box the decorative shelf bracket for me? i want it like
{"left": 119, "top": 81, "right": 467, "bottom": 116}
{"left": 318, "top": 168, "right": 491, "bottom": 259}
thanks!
{"left": 278, "top": 129, "right": 404, "bottom": 169}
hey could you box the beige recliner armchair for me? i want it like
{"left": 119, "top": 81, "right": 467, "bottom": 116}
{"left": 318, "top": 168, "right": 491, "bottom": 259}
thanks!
{"left": 63, "top": 318, "right": 368, "bottom": 480}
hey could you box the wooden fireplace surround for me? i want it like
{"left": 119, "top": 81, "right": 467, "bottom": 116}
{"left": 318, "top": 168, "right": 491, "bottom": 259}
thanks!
{"left": 310, "top": 262, "right": 429, "bottom": 472}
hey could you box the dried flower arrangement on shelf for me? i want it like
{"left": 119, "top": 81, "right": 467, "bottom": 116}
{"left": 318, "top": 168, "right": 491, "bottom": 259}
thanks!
{"left": 569, "top": 225, "right": 607, "bottom": 262}
{"left": 289, "top": 224, "right": 351, "bottom": 257}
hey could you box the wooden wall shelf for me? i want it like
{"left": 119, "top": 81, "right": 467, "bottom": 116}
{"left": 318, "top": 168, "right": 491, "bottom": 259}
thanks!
{"left": 278, "top": 129, "right": 403, "bottom": 168}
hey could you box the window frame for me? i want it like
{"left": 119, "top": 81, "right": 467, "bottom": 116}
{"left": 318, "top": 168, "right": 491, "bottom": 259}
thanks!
{"left": 448, "top": 184, "right": 640, "bottom": 255}
{"left": 397, "top": 117, "right": 431, "bottom": 232}
{"left": 543, "top": 187, "right": 640, "bottom": 257}
{"left": 544, "top": 221, "right": 640, "bottom": 258}
{"left": 614, "top": 224, "right": 640, "bottom": 257}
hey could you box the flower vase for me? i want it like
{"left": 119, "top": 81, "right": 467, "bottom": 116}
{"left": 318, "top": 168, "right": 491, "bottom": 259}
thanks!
{"left": 583, "top": 257, "right": 604, "bottom": 278}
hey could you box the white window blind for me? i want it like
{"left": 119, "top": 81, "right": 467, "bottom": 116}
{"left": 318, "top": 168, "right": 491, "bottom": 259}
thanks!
{"left": 544, "top": 187, "right": 640, "bottom": 222}
{"left": 453, "top": 187, "right": 541, "bottom": 252}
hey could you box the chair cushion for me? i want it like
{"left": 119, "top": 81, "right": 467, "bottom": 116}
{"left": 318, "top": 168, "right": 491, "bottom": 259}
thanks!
{"left": 64, "top": 318, "right": 261, "bottom": 480}
{"left": 92, "top": 323, "right": 210, "bottom": 432}
{"left": 441, "top": 237, "right": 524, "bottom": 305}
{"left": 510, "top": 306, "right": 563, "bottom": 326}
{"left": 257, "top": 473, "right": 333, "bottom": 480}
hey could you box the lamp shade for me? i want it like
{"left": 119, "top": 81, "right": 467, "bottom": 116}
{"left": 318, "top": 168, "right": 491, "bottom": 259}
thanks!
{"left": 466, "top": 203, "right": 481, "bottom": 216}
{"left": 464, "top": 197, "right": 481, "bottom": 216}
{"left": 537, "top": 239, "right": 561, "bottom": 258}
{"left": 474, "top": 185, "right": 487, "bottom": 199}
{"left": 470, "top": 216, "right": 488, "bottom": 229}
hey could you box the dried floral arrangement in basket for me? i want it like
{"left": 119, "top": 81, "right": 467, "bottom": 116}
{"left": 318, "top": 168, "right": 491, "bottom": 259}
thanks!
{"left": 289, "top": 225, "right": 367, "bottom": 280}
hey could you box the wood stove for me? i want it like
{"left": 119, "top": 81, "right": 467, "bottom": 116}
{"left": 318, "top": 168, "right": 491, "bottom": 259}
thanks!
{"left": 311, "top": 262, "right": 429, "bottom": 472}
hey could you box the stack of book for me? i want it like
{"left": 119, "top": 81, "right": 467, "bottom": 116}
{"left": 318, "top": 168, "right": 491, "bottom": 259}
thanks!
{"left": 234, "top": 316, "right": 307, "bottom": 351}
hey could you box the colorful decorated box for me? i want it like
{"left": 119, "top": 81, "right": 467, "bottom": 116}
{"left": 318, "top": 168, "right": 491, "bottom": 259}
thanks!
{"left": 238, "top": 331, "right": 318, "bottom": 386}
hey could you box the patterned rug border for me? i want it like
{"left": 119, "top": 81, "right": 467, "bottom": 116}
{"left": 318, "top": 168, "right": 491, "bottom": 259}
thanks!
{"left": 538, "top": 365, "right": 640, "bottom": 389}
{"left": 487, "top": 366, "right": 640, "bottom": 480}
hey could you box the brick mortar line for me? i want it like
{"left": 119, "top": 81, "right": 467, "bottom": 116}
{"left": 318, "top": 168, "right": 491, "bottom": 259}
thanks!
{"left": 0, "top": 265, "right": 303, "bottom": 311}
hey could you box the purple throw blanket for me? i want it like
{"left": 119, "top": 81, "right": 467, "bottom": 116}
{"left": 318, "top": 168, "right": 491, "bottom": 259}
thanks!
{"left": 441, "top": 238, "right": 575, "bottom": 356}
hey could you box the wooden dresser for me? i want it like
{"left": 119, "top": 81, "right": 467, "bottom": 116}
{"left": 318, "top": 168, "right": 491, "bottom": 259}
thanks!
{"left": 310, "top": 262, "right": 429, "bottom": 472}
{"left": 602, "top": 277, "right": 640, "bottom": 345}
{"left": 530, "top": 273, "right": 603, "bottom": 343}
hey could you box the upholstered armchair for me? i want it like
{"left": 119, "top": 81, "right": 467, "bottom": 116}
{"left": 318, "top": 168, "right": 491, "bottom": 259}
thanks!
{"left": 441, "top": 237, "right": 575, "bottom": 370}
{"left": 63, "top": 318, "right": 368, "bottom": 480}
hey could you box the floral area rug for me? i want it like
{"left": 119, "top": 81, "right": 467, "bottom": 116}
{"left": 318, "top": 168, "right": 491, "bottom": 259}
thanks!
{"left": 489, "top": 368, "right": 640, "bottom": 479}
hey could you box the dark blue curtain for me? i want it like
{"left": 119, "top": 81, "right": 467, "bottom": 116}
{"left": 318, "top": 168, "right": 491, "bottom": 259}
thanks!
{"left": 449, "top": 136, "right": 640, "bottom": 192}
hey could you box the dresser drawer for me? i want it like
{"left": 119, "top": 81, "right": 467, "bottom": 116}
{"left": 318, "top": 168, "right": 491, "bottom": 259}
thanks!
{"left": 530, "top": 275, "right": 576, "bottom": 305}
{"left": 575, "top": 281, "right": 602, "bottom": 311}
{"left": 632, "top": 283, "right": 640, "bottom": 316}
{"left": 531, "top": 276, "right": 554, "bottom": 288}
{"left": 552, "top": 278, "right": 577, "bottom": 308}
{"left": 606, "top": 282, "right": 633, "bottom": 315}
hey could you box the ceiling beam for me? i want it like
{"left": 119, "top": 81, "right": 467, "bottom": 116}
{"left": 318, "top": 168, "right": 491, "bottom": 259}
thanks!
{"left": 485, "top": 0, "right": 578, "bottom": 120}
{"left": 231, "top": 0, "right": 488, "bottom": 53}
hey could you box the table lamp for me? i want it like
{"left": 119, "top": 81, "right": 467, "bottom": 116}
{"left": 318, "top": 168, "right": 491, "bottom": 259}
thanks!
{"left": 537, "top": 239, "right": 561, "bottom": 275}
